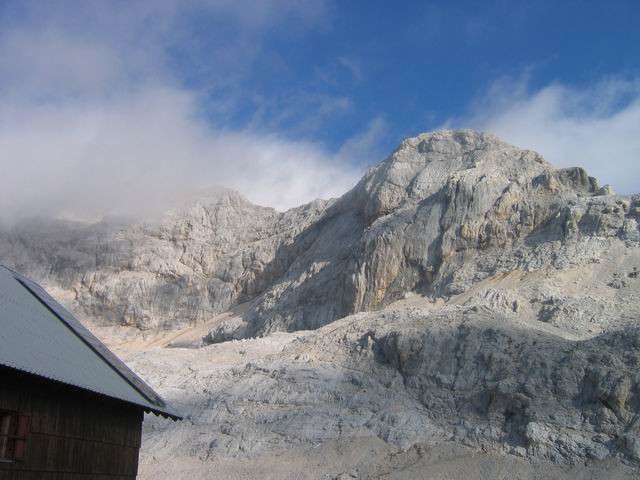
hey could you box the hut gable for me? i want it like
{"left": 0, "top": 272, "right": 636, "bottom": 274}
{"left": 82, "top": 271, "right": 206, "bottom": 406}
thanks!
{"left": 0, "top": 265, "right": 179, "bottom": 420}
{"left": 0, "top": 266, "right": 180, "bottom": 419}
{"left": 0, "top": 265, "right": 180, "bottom": 478}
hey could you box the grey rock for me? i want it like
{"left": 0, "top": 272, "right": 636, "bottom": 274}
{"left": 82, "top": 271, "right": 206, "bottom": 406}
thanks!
{"left": 0, "top": 188, "right": 329, "bottom": 329}
{"left": 127, "top": 304, "right": 640, "bottom": 472}
{"left": 2, "top": 129, "right": 640, "bottom": 475}
{"left": 2, "top": 130, "right": 638, "bottom": 339}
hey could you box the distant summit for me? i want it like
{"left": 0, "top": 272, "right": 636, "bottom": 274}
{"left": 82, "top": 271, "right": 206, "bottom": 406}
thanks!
{"left": 0, "top": 130, "right": 632, "bottom": 336}
{"left": 2, "top": 130, "right": 640, "bottom": 468}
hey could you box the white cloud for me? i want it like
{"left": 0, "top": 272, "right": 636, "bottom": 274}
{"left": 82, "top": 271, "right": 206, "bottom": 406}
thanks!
{"left": 0, "top": 84, "right": 364, "bottom": 222}
{"left": 336, "top": 116, "right": 388, "bottom": 163}
{"left": 0, "top": 0, "right": 372, "bottom": 223}
{"left": 465, "top": 75, "right": 640, "bottom": 194}
{"left": 0, "top": 30, "right": 125, "bottom": 99}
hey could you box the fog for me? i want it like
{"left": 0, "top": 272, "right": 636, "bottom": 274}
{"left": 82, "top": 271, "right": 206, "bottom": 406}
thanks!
{"left": 467, "top": 75, "right": 640, "bottom": 194}
{"left": 0, "top": 0, "right": 368, "bottom": 223}
{"left": 2, "top": 2, "right": 639, "bottom": 226}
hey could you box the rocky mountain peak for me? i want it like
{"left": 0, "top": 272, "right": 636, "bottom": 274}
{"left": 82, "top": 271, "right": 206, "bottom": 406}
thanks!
{"left": 0, "top": 130, "right": 635, "bottom": 336}
{"left": 354, "top": 129, "right": 598, "bottom": 225}
{"left": 178, "top": 187, "right": 255, "bottom": 209}
{"left": 3, "top": 129, "right": 638, "bottom": 474}
{"left": 397, "top": 129, "right": 509, "bottom": 155}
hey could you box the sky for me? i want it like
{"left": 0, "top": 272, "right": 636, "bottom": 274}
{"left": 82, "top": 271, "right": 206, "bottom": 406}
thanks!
{"left": 1, "top": 0, "right": 639, "bottom": 221}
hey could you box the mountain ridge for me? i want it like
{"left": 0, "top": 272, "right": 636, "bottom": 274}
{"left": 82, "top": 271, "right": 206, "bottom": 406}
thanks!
{"left": 3, "top": 129, "right": 640, "bottom": 473}
{"left": 0, "top": 129, "right": 634, "bottom": 337}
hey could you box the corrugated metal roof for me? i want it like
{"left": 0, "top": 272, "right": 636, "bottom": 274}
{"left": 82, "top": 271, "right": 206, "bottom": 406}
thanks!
{"left": 0, "top": 265, "right": 181, "bottom": 420}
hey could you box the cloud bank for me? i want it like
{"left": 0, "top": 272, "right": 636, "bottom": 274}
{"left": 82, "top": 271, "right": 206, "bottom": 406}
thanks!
{"left": 1, "top": 87, "right": 366, "bottom": 221}
{"left": 466, "top": 75, "right": 640, "bottom": 194}
{"left": 0, "top": 0, "right": 375, "bottom": 223}
{"left": 2, "top": 1, "right": 638, "bottom": 225}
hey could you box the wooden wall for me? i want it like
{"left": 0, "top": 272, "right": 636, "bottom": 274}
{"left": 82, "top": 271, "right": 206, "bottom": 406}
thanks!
{"left": 0, "top": 367, "right": 144, "bottom": 480}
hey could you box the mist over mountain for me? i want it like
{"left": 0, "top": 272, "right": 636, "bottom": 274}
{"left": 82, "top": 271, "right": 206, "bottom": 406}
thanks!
{"left": 2, "top": 130, "right": 640, "bottom": 477}
{"left": 2, "top": 130, "right": 635, "bottom": 335}
{"left": 3, "top": 1, "right": 640, "bottom": 478}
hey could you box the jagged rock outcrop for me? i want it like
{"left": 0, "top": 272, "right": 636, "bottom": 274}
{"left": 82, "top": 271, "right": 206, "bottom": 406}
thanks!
{"left": 237, "top": 130, "right": 640, "bottom": 338}
{"left": 127, "top": 303, "right": 640, "bottom": 477}
{"left": 2, "top": 129, "right": 640, "bottom": 476}
{"left": 1, "top": 130, "right": 639, "bottom": 339}
{"left": 0, "top": 189, "right": 329, "bottom": 329}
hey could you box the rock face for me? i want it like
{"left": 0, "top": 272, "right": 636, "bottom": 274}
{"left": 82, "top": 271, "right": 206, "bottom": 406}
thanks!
{"left": 243, "top": 130, "right": 637, "bottom": 338}
{"left": 2, "top": 129, "right": 640, "bottom": 475}
{"left": 0, "top": 188, "right": 329, "bottom": 329}
{"left": 128, "top": 305, "right": 640, "bottom": 478}
{"left": 2, "top": 130, "right": 638, "bottom": 338}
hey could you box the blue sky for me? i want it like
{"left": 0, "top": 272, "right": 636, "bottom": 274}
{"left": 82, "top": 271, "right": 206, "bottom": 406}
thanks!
{"left": 176, "top": 0, "right": 640, "bottom": 148}
{"left": 1, "top": 0, "right": 639, "bottom": 219}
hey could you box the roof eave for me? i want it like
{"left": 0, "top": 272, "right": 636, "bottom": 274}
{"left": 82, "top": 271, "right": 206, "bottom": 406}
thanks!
{"left": 146, "top": 407, "right": 183, "bottom": 421}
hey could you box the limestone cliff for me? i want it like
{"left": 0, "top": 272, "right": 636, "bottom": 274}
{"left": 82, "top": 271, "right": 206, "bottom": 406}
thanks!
{"left": 1, "top": 130, "right": 638, "bottom": 340}
{"left": 3, "top": 130, "right": 640, "bottom": 473}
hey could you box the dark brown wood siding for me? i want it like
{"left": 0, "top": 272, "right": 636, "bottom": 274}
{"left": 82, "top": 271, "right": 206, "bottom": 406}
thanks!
{"left": 0, "top": 367, "right": 143, "bottom": 480}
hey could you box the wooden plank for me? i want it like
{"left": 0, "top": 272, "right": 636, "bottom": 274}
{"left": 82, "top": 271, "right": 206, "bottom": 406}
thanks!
{"left": 2, "top": 369, "right": 143, "bottom": 447}
{"left": 0, "top": 387, "right": 20, "bottom": 410}
{"left": 2, "top": 433, "right": 140, "bottom": 475}
{"left": 4, "top": 471, "right": 136, "bottom": 480}
{"left": 0, "top": 368, "right": 144, "bottom": 477}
